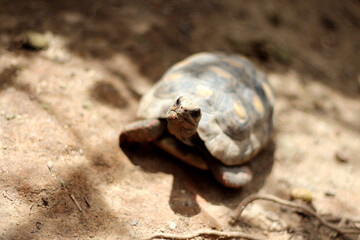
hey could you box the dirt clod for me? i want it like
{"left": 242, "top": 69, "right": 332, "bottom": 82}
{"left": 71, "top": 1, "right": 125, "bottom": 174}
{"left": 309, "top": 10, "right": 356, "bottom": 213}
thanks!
{"left": 335, "top": 149, "right": 350, "bottom": 163}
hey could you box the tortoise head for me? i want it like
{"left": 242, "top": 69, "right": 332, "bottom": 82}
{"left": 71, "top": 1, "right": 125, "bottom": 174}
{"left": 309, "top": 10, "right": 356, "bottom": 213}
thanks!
{"left": 167, "top": 96, "right": 201, "bottom": 142}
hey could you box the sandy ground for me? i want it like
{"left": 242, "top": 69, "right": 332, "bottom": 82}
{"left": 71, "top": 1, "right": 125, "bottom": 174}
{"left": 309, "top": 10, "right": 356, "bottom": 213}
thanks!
{"left": 0, "top": 0, "right": 360, "bottom": 239}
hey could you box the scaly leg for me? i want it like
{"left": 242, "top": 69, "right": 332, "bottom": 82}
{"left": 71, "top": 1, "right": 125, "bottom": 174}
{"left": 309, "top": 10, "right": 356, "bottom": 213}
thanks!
{"left": 120, "top": 119, "right": 166, "bottom": 143}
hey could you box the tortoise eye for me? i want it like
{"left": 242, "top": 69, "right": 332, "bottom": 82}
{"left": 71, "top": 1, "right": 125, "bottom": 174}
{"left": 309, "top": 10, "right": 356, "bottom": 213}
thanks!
{"left": 190, "top": 109, "right": 201, "bottom": 118}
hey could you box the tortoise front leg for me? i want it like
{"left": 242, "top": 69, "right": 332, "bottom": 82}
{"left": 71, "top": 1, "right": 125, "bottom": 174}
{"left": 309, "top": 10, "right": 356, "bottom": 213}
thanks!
{"left": 120, "top": 119, "right": 167, "bottom": 144}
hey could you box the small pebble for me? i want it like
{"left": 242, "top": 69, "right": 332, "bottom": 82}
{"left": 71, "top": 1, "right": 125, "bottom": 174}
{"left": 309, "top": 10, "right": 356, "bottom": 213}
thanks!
{"left": 290, "top": 188, "right": 313, "bottom": 203}
{"left": 335, "top": 149, "right": 350, "bottom": 163}
{"left": 266, "top": 211, "right": 280, "bottom": 222}
{"left": 82, "top": 100, "right": 93, "bottom": 110}
{"left": 324, "top": 190, "right": 336, "bottom": 197}
{"left": 129, "top": 229, "right": 136, "bottom": 238}
{"left": 42, "top": 104, "right": 49, "bottom": 110}
{"left": 131, "top": 219, "right": 138, "bottom": 226}
{"left": 5, "top": 114, "right": 16, "bottom": 120}
{"left": 269, "top": 221, "right": 283, "bottom": 232}
{"left": 24, "top": 31, "right": 50, "bottom": 50}
{"left": 47, "top": 161, "right": 54, "bottom": 171}
{"left": 169, "top": 221, "right": 177, "bottom": 230}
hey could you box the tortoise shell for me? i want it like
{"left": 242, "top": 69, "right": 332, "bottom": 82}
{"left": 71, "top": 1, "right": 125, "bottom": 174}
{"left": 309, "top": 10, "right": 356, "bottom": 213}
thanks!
{"left": 137, "top": 52, "right": 274, "bottom": 166}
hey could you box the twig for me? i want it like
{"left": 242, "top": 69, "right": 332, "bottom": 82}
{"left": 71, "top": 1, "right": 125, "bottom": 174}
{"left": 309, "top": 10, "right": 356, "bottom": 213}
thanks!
{"left": 3, "top": 191, "right": 14, "bottom": 201}
{"left": 84, "top": 196, "right": 91, "bottom": 208}
{"left": 338, "top": 216, "right": 347, "bottom": 228}
{"left": 323, "top": 214, "right": 360, "bottom": 224}
{"left": 30, "top": 202, "right": 35, "bottom": 211}
{"left": 147, "top": 229, "right": 266, "bottom": 240}
{"left": 70, "top": 194, "right": 83, "bottom": 212}
{"left": 231, "top": 193, "right": 360, "bottom": 235}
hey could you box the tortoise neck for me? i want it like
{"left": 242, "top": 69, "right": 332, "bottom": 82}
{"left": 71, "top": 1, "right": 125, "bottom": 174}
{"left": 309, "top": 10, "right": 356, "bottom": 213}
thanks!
{"left": 166, "top": 118, "right": 199, "bottom": 146}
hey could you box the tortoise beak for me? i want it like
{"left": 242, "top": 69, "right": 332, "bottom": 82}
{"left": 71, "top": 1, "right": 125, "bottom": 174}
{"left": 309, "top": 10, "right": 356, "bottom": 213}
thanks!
{"left": 168, "top": 110, "right": 177, "bottom": 119}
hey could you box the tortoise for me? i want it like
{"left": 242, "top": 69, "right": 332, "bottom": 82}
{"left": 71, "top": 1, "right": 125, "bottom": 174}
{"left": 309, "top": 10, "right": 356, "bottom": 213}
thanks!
{"left": 120, "top": 52, "right": 274, "bottom": 188}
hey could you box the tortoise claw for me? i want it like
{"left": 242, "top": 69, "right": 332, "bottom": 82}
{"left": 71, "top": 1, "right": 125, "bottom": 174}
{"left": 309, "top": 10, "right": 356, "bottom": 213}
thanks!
{"left": 220, "top": 166, "right": 253, "bottom": 188}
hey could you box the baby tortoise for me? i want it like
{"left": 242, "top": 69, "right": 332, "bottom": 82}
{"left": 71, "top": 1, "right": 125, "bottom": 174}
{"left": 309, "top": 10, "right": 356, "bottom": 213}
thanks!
{"left": 120, "top": 52, "right": 274, "bottom": 188}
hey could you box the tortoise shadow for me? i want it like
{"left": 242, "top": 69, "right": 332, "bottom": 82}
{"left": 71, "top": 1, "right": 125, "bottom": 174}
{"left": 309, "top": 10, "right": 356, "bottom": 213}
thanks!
{"left": 120, "top": 140, "right": 275, "bottom": 217}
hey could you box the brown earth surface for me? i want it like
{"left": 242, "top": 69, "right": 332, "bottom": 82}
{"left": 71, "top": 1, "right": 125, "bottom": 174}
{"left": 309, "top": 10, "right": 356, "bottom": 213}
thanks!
{"left": 0, "top": 1, "right": 360, "bottom": 240}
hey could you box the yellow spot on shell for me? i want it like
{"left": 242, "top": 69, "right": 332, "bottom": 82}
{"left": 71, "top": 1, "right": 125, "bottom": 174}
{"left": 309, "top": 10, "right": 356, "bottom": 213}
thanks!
{"left": 165, "top": 72, "right": 183, "bottom": 82}
{"left": 196, "top": 85, "right": 213, "bottom": 97}
{"left": 262, "top": 82, "right": 274, "bottom": 104}
{"left": 234, "top": 102, "right": 247, "bottom": 119}
{"left": 209, "top": 66, "right": 233, "bottom": 79}
{"left": 253, "top": 94, "right": 264, "bottom": 116}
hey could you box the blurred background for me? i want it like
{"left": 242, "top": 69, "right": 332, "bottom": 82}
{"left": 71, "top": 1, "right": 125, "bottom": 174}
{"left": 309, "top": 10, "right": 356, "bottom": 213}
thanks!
{"left": 0, "top": 1, "right": 359, "bottom": 239}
